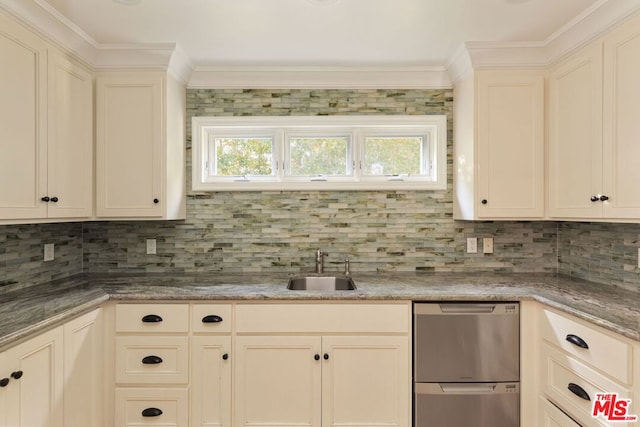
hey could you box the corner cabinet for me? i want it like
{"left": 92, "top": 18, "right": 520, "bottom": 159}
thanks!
{"left": 0, "top": 14, "right": 93, "bottom": 223}
{"left": 96, "top": 71, "right": 186, "bottom": 220}
{"left": 549, "top": 13, "right": 640, "bottom": 221}
{"left": 454, "top": 70, "right": 545, "bottom": 220}
{"left": 2, "top": 326, "right": 64, "bottom": 427}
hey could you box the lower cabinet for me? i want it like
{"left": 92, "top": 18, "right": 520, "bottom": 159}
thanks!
{"left": 539, "top": 397, "right": 581, "bottom": 427}
{"left": 2, "top": 326, "right": 64, "bottom": 427}
{"left": 191, "top": 336, "right": 232, "bottom": 427}
{"left": 63, "top": 308, "right": 104, "bottom": 427}
{"left": 234, "top": 303, "right": 411, "bottom": 427}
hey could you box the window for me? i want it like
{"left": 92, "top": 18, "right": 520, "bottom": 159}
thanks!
{"left": 192, "top": 115, "right": 447, "bottom": 191}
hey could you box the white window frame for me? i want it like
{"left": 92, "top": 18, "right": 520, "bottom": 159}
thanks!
{"left": 192, "top": 115, "right": 447, "bottom": 191}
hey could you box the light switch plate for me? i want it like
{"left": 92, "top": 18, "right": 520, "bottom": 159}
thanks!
{"left": 44, "top": 243, "right": 54, "bottom": 262}
{"left": 637, "top": 248, "right": 640, "bottom": 268}
{"left": 466, "top": 238, "right": 477, "bottom": 254}
{"left": 483, "top": 238, "right": 494, "bottom": 254}
{"left": 146, "top": 239, "right": 157, "bottom": 255}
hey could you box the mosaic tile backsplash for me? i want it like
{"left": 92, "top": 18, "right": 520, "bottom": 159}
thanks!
{"left": 84, "top": 89, "right": 559, "bottom": 276}
{"left": 1, "top": 89, "right": 638, "bottom": 293}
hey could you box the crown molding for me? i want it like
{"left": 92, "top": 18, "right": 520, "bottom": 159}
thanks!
{"left": 188, "top": 66, "right": 452, "bottom": 89}
{"left": 449, "top": 0, "right": 640, "bottom": 77}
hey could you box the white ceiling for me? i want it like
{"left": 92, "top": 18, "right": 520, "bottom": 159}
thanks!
{"left": 41, "top": 0, "right": 602, "bottom": 67}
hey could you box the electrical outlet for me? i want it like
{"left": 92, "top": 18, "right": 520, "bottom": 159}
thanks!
{"left": 146, "top": 239, "right": 157, "bottom": 255}
{"left": 44, "top": 243, "right": 54, "bottom": 262}
{"left": 483, "top": 238, "right": 494, "bottom": 254}
{"left": 637, "top": 248, "right": 640, "bottom": 268}
{"left": 466, "top": 237, "right": 477, "bottom": 254}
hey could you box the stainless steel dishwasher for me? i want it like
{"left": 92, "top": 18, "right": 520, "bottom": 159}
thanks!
{"left": 413, "top": 302, "right": 520, "bottom": 427}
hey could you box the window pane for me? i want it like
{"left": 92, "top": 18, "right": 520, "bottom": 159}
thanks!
{"left": 288, "top": 137, "right": 349, "bottom": 176}
{"left": 363, "top": 137, "right": 423, "bottom": 175}
{"left": 214, "top": 137, "right": 273, "bottom": 176}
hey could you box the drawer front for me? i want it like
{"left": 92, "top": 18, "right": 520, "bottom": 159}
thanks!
{"left": 116, "top": 304, "right": 189, "bottom": 333}
{"left": 116, "top": 336, "right": 189, "bottom": 384}
{"left": 542, "top": 343, "right": 633, "bottom": 427}
{"left": 540, "top": 308, "right": 632, "bottom": 385}
{"left": 236, "top": 303, "right": 410, "bottom": 334}
{"left": 191, "top": 304, "right": 232, "bottom": 333}
{"left": 115, "top": 388, "right": 188, "bottom": 426}
{"left": 539, "top": 397, "right": 581, "bottom": 427}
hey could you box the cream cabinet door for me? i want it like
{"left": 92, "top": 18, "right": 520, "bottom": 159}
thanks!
{"left": 5, "top": 326, "right": 64, "bottom": 427}
{"left": 603, "top": 15, "right": 640, "bottom": 219}
{"left": 192, "top": 336, "right": 232, "bottom": 427}
{"left": 476, "top": 71, "right": 545, "bottom": 219}
{"left": 0, "top": 14, "right": 48, "bottom": 220}
{"left": 47, "top": 50, "right": 93, "bottom": 219}
{"left": 548, "top": 43, "right": 604, "bottom": 219}
{"left": 0, "top": 352, "right": 6, "bottom": 426}
{"left": 96, "top": 72, "right": 164, "bottom": 218}
{"left": 321, "top": 336, "right": 410, "bottom": 427}
{"left": 63, "top": 309, "right": 103, "bottom": 427}
{"left": 234, "top": 336, "right": 322, "bottom": 427}
{"left": 538, "top": 398, "right": 581, "bottom": 427}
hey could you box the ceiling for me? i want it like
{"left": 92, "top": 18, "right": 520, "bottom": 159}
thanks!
{"left": 40, "top": 0, "right": 603, "bottom": 68}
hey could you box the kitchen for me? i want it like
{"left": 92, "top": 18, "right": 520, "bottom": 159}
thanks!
{"left": 0, "top": 0, "right": 639, "bottom": 426}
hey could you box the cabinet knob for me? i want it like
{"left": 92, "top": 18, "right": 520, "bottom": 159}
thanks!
{"left": 0, "top": 378, "right": 9, "bottom": 387}
{"left": 590, "top": 196, "right": 599, "bottom": 202}
{"left": 41, "top": 196, "right": 50, "bottom": 202}
{"left": 141, "top": 408, "right": 163, "bottom": 417}
{"left": 142, "top": 355, "right": 163, "bottom": 365}
{"left": 202, "top": 315, "right": 223, "bottom": 323}
{"left": 314, "top": 354, "right": 320, "bottom": 361}
{"left": 481, "top": 199, "right": 488, "bottom": 205}
{"left": 11, "top": 371, "right": 23, "bottom": 380}
{"left": 50, "top": 197, "right": 58, "bottom": 203}
{"left": 141, "top": 314, "right": 163, "bottom": 323}
{"left": 599, "top": 195, "right": 609, "bottom": 202}
{"left": 323, "top": 353, "right": 329, "bottom": 360}
{"left": 153, "top": 198, "right": 159, "bottom": 204}
{"left": 222, "top": 353, "right": 229, "bottom": 360}
{"left": 567, "top": 383, "right": 590, "bottom": 401}
{"left": 565, "top": 334, "right": 589, "bottom": 349}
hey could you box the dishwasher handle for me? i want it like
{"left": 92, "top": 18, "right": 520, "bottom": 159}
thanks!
{"left": 439, "top": 304, "right": 495, "bottom": 314}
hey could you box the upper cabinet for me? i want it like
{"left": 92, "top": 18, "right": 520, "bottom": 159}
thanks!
{"left": 95, "top": 71, "right": 186, "bottom": 219}
{"left": 0, "top": 14, "right": 93, "bottom": 223}
{"left": 454, "top": 70, "right": 545, "bottom": 220}
{"left": 548, "top": 13, "right": 640, "bottom": 221}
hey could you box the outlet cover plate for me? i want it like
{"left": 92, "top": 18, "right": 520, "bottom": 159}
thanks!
{"left": 44, "top": 243, "right": 54, "bottom": 261}
{"left": 466, "top": 238, "right": 477, "bottom": 254}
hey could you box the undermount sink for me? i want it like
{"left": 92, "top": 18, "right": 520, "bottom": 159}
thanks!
{"left": 287, "top": 276, "right": 357, "bottom": 291}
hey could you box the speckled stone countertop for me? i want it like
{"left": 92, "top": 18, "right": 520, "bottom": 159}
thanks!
{"left": 1, "top": 272, "right": 638, "bottom": 350}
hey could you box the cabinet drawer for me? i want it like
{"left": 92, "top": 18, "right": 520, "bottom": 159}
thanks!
{"left": 539, "top": 397, "right": 581, "bottom": 427}
{"left": 542, "top": 343, "right": 633, "bottom": 427}
{"left": 235, "top": 303, "right": 410, "bottom": 334}
{"left": 116, "top": 304, "right": 189, "bottom": 333}
{"left": 115, "top": 388, "right": 188, "bottom": 426}
{"left": 116, "top": 336, "right": 189, "bottom": 384}
{"left": 540, "top": 308, "right": 632, "bottom": 385}
{"left": 191, "top": 304, "right": 232, "bottom": 333}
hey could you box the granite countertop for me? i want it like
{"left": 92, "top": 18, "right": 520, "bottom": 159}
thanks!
{"left": 1, "top": 272, "right": 638, "bottom": 350}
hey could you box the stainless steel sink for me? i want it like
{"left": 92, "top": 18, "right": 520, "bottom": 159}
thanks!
{"left": 287, "top": 276, "right": 357, "bottom": 291}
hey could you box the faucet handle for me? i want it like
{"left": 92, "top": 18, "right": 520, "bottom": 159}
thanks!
{"left": 344, "top": 258, "right": 351, "bottom": 276}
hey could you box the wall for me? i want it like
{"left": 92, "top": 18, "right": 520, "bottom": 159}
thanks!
{"left": 82, "top": 89, "right": 558, "bottom": 275}
{"left": 2, "top": 90, "right": 638, "bottom": 292}
{"left": 558, "top": 222, "right": 640, "bottom": 292}
{"left": 0, "top": 222, "right": 83, "bottom": 294}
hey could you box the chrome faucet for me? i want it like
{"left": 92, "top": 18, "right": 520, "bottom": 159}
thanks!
{"left": 315, "top": 249, "right": 328, "bottom": 274}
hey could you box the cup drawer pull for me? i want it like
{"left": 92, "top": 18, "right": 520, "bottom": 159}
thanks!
{"left": 568, "top": 382, "right": 590, "bottom": 401}
{"left": 141, "top": 407, "right": 163, "bottom": 417}
{"left": 141, "top": 355, "right": 163, "bottom": 365}
{"left": 566, "top": 334, "right": 589, "bottom": 349}
{"left": 141, "top": 314, "right": 163, "bottom": 323}
{"left": 202, "top": 315, "right": 223, "bottom": 323}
